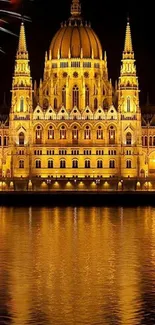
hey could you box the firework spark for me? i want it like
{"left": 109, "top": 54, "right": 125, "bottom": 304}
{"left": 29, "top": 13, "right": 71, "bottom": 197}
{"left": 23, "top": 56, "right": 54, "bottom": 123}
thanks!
{"left": 0, "top": 47, "right": 5, "bottom": 53}
{"left": 0, "top": 10, "right": 31, "bottom": 22}
{"left": 0, "top": 18, "right": 8, "bottom": 23}
{"left": 0, "top": 25, "right": 17, "bottom": 36}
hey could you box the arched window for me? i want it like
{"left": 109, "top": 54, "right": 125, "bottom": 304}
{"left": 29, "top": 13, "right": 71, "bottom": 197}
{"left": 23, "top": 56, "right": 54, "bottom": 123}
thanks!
{"left": 149, "top": 136, "right": 153, "bottom": 146}
{"left": 72, "top": 126, "right": 78, "bottom": 140}
{"left": 94, "top": 98, "right": 98, "bottom": 109}
{"left": 60, "top": 160, "right": 66, "bottom": 168}
{"left": 35, "top": 126, "right": 42, "bottom": 144}
{"left": 109, "top": 160, "right": 115, "bottom": 168}
{"left": 94, "top": 85, "right": 98, "bottom": 95}
{"left": 36, "top": 160, "right": 41, "bottom": 168}
{"left": 97, "top": 160, "right": 103, "bottom": 168}
{"left": 46, "top": 88, "right": 49, "bottom": 96}
{"left": 54, "top": 85, "right": 57, "bottom": 96}
{"left": 97, "top": 126, "right": 103, "bottom": 139}
{"left": 103, "top": 98, "right": 108, "bottom": 109}
{"left": 85, "top": 159, "right": 90, "bottom": 168}
{"left": 126, "top": 160, "right": 132, "bottom": 168}
{"left": 153, "top": 136, "right": 155, "bottom": 146}
{"left": 48, "top": 126, "right": 54, "bottom": 139}
{"left": 60, "top": 126, "right": 66, "bottom": 139}
{"left": 62, "top": 85, "right": 66, "bottom": 107}
{"left": 72, "top": 159, "right": 78, "bottom": 168}
{"left": 144, "top": 136, "right": 148, "bottom": 147}
{"left": 19, "top": 132, "right": 24, "bottom": 145}
{"left": 126, "top": 132, "right": 132, "bottom": 145}
{"left": 109, "top": 126, "right": 116, "bottom": 144}
{"left": 43, "top": 98, "right": 49, "bottom": 109}
{"left": 84, "top": 126, "right": 91, "bottom": 139}
{"left": 0, "top": 136, "right": 1, "bottom": 146}
{"left": 85, "top": 85, "right": 89, "bottom": 107}
{"left": 20, "top": 98, "right": 24, "bottom": 112}
{"left": 127, "top": 97, "right": 130, "bottom": 112}
{"left": 3, "top": 136, "right": 7, "bottom": 146}
{"left": 73, "top": 85, "right": 79, "bottom": 108}
{"left": 54, "top": 98, "right": 57, "bottom": 109}
{"left": 48, "top": 160, "right": 53, "bottom": 168}
{"left": 19, "top": 160, "right": 24, "bottom": 168}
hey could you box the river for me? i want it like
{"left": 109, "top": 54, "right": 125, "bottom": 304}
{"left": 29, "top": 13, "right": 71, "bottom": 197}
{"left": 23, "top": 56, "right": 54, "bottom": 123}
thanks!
{"left": 0, "top": 206, "right": 155, "bottom": 325}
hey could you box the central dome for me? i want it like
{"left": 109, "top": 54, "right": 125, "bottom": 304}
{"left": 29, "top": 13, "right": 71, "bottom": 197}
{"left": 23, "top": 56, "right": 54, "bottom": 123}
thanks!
{"left": 49, "top": 0, "right": 103, "bottom": 60}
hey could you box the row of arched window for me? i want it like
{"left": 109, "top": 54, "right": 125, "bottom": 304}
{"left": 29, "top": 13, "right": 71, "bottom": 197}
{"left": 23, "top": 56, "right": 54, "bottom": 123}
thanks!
{"left": 19, "top": 92, "right": 131, "bottom": 113}
{"left": 0, "top": 135, "right": 8, "bottom": 146}
{"left": 53, "top": 85, "right": 109, "bottom": 109}
{"left": 142, "top": 136, "right": 155, "bottom": 147}
{"left": 19, "top": 159, "right": 132, "bottom": 169}
{"left": 53, "top": 87, "right": 132, "bottom": 111}
{"left": 34, "top": 125, "right": 114, "bottom": 143}
{"left": 18, "top": 128, "right": 132, "bottom": 145}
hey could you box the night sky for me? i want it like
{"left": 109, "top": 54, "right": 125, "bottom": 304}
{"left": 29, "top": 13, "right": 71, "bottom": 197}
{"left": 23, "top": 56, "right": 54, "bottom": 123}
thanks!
{"left": 0, "top": 0, "right": 154, "bottom": 111}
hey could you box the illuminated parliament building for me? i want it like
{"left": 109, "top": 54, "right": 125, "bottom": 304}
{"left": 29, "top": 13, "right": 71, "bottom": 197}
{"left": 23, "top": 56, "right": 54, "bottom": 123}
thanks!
{"left": 0, "top": 0, "right": 154, "bottom": 186}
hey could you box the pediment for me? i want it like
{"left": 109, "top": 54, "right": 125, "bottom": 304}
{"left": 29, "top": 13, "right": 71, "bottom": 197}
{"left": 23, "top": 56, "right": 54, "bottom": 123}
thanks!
{"left": 16, "top": 125, "right": 26, "bottom": 132}
{"left": 124, "top": 124, "right": 135, "bottom": 132}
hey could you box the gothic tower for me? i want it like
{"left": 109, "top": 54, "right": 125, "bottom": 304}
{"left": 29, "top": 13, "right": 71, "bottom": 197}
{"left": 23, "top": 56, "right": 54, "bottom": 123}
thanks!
{"left": 9, "top": 22, "right": 33, "bottom": 177}
{"left": 118, "top": 19, "right": 142, "bottom": 177}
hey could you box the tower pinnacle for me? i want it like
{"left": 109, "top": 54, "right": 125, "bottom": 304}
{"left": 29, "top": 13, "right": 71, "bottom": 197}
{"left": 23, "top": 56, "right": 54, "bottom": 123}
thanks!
{"left": 70, "top": 0, "right": 81, "bottom": 18}
{"left": 124, "top": 18, "right": 133, "bottom": 53}
{"left": 17, "top": 22, "right": 27, "bottom": 55}
{"left": 12, "top": 20, "right": 32, "bottom": 111}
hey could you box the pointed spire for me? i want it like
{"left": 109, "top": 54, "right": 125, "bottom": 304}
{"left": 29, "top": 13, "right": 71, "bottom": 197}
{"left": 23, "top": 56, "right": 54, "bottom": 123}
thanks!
{"left": 104, "top": 51, "right": 107, "bottom": 62}
{"left": 91, "top": 48, "right": 94, "bottom": 59}
{"left": 68, "top": 47, "right": 71, "bottom": 59}
{"left": 57, "top": 48, "right": 60, "bottom": 59}
{"left": 80, "top": 48, "right": 83, "bottom": 59}
{"left": 119, "top": 19, "right": 138, "bottom": 95}
{"left": 124, "top": 18, "right": 133, "bottom": 53}
{"left": 49, "top": 50, "right": 52, "bottom": 60}
{"left": 39, "top": 78, "right": 42, "bottom": 88}
{"left": 18, "top": 22, "right": 27, "bottom": 53}
{"left": 70, "top": 0, "right": 81, "bottom": 18}
{"left": 34, "top": 80, "right": 37, "bottom": 94}
{"left": 45, "top": 51, "right": 48, "bottom": 61}
{"left": 115, "top": 80, "right": 118, "bottom": 91}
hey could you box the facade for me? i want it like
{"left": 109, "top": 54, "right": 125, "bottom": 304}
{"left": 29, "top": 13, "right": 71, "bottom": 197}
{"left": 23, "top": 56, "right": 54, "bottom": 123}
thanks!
{"left": 0, "top": 0, "right": 154, "bottom": 184}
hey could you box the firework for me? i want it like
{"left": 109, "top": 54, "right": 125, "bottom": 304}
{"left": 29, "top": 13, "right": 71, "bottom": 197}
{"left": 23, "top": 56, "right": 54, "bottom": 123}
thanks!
{"left": 0, "top": 0, "right": 31, "bottom": 53}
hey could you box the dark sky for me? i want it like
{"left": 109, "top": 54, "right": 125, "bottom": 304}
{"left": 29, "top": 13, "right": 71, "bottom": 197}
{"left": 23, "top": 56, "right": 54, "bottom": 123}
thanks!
{"left": 0, "top": 0, "right": 154, "bottom": 111}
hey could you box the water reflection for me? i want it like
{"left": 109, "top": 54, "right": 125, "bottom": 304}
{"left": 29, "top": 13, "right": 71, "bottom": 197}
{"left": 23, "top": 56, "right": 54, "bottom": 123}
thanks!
{"left": 1, "top": 207, "right": 155, "bottom": 324}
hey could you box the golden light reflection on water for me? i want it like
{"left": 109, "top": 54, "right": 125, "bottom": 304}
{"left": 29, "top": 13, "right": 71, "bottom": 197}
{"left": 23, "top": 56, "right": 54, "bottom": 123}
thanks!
{"left": 1, "top": 206, "right": 155, "bottom": 324}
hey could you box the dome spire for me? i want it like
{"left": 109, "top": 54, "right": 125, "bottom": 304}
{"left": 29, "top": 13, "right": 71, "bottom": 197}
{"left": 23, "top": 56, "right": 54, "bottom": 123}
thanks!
{"left": 70, "top": 0, "right": 81, "bottom": 18}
